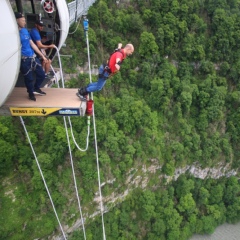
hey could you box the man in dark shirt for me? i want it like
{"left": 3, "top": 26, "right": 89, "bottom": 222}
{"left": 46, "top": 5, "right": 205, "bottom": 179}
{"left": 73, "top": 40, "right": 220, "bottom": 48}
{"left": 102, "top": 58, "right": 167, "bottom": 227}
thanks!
{"left": 30, "top": 20, "right": 55, "bottom": 76}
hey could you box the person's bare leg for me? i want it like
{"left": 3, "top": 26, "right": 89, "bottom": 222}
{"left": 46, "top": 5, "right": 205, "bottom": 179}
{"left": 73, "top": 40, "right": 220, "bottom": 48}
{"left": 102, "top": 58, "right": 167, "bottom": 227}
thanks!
{"left": 42, "top": 61, "right": 47, "bottom": 73}
{"left": 45, "top": 59, "right": 51, "bottom": 74}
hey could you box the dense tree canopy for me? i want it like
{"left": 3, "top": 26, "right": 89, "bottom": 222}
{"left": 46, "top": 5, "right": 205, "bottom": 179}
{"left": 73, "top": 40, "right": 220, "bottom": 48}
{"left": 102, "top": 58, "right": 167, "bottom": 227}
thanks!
{"left": 1, "top": 0, "right": 240, "bottom": 239}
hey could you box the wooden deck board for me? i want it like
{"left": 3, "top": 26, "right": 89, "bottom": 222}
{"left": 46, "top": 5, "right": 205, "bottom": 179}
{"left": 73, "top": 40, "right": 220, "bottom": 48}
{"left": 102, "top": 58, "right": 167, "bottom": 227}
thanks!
{"left": 0, "top": 87, "right": 86, "bottom": 116}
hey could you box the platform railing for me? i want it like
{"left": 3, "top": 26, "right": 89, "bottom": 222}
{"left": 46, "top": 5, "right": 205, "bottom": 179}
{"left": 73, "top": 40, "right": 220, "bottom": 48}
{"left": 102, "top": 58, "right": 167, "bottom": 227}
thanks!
{"left": 68, "top": 0, "right": 96, "bottom": 25}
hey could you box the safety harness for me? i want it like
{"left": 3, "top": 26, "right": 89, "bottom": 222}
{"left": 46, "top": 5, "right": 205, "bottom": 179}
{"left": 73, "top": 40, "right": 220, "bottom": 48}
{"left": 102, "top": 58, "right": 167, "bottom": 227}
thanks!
{"left": 103, "top": 48, "right": 124, "bottom": 74}
{"left": 21, "top": 55, "right": 42, "bottom": 76}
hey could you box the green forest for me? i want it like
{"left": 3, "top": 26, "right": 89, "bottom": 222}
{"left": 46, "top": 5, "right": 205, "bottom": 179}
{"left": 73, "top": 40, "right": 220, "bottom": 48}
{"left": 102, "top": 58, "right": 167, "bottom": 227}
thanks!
{"left": 1, "top": 0, "right": 240, "bottom": 239}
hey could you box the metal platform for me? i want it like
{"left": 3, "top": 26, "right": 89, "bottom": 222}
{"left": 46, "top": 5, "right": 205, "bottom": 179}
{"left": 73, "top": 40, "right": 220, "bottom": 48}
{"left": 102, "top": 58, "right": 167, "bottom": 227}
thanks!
{"left": 0, "top": 87, "right": 86, "bottom": 117}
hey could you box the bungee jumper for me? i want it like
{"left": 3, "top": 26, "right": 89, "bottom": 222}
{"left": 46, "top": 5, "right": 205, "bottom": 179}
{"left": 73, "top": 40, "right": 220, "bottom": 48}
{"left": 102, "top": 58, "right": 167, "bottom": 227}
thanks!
{"left": 77, "top": 43, "right": 134, "bottom": 101}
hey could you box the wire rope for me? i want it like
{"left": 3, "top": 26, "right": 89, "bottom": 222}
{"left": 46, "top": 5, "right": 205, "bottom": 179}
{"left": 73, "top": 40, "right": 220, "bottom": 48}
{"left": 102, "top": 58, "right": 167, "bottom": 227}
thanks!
{"left": 19, "top": 116, "right": 67, "bottom": 240}
{"left": 91, "top": 105, "right": 107, "bottom": 240}
{"left": 63, "top": 116, "right": 86, "bottom": 240}
{"left": 85, "top": 20, "right": 107, "bottom": 240}
{"left": 99, "top": 11, "right": 108, "bottom": 155}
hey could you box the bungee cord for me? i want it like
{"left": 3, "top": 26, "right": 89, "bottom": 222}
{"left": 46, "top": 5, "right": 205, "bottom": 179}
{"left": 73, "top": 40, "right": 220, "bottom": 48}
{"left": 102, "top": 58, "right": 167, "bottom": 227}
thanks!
{"left": 68, "top": 115, "right": 90, "bottom": 152}
{"left": 84, "top": 17, "right": 93, "bottom": 86}
{"left": 54, "top": 45, "right": 90, "bottom": 152}
{"left": 68, "top": 16, "right": 82, "bottom": 35}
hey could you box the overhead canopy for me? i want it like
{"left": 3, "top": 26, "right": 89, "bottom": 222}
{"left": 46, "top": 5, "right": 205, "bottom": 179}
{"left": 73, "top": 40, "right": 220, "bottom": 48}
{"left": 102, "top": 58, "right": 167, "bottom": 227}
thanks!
{"left": 0, "top": 0, "right": 21, "bottom": 107}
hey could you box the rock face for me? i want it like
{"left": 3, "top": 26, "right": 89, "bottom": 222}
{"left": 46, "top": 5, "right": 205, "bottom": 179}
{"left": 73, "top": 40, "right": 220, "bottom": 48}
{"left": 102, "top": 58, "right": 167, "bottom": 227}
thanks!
{"left": 64, "top": 63, "right": 99, "bottom": 81}
{"left": 53, "top": 161, "right": 238, "bottom": 239}
{"left": 173, "top": 162, "right": 237, "bottom": 180}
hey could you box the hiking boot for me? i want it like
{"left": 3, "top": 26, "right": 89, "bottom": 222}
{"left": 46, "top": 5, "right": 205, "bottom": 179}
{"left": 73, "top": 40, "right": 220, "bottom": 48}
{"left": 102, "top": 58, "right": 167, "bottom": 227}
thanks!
{"left": 33, "top": 88, "right": 46, "bottom": 96}
{"left": 29, "top": 93, "right": 36, "bottom": 101}
{"left": 78, "top": 87, "right": 89, "bottom": 96}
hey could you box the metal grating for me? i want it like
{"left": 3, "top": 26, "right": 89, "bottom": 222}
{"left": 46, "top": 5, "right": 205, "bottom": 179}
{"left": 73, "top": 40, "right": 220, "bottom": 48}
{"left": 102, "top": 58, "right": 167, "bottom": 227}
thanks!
{"left": 68, "top": 0, "right": 96, "bottom": 25}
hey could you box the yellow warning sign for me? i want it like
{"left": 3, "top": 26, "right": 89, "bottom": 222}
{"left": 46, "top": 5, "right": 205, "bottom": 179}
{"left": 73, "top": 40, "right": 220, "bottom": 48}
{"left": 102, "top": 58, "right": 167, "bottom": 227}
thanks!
{"left": 10, "top": 107, "right": 61, "bottom": 116}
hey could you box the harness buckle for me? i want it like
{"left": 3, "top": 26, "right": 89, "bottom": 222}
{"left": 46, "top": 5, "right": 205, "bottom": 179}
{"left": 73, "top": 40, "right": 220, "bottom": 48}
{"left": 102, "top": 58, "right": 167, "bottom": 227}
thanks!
{"left": 21, "top": 54, "right": 36, "bottom": 60}
{"left": 104, "top": 65, "right": 111, "bottom": 73}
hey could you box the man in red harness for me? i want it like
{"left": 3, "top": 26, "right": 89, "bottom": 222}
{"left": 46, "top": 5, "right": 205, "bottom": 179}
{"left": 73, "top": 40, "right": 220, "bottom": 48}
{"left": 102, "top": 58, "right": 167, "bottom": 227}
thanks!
{"left": 77, "top": 43, "right": 134, "bottom": 100}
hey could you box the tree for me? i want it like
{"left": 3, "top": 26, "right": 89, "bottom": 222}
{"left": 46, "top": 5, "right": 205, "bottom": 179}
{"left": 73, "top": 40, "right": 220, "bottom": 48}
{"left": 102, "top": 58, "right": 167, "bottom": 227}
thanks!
{"left": 198, "top": 187, "right": 210, "bottom": 205}
{"left": 209, "top": 184, "right": 224, "bottom": 204}
{"left": 162, "top": 161, "right": 175, "bottom": 176}
{"left": 179, "top": 91, "right": 192, "bottom": 113}
{"left": 0, "top": 139, "right": 16, "bottom": 174}
{"left": 152, "top": 218, "right": 166, "bottom": 236}
{"left": 164, "top": 206, "right": 182, "bottom": 239}
{"left": 139, "top": 31, "right": 159, "bottom": 58}
{"left": 201, "top": 215, "right": 216, "bottom": 234}
{"left": 175, "top": 176, "right": 195, "bottom": 198}
{"left": 177, "top": 193, "right": 196, "bottom": 215}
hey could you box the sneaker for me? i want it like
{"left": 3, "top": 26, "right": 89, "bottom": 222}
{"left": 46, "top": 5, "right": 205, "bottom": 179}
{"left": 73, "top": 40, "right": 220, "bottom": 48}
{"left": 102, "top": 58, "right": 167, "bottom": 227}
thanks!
{"left": 45, "top": 73, "right": 53, "bottom": 78}
{"left": 76, "top": 92, "right": 87, "bottom": 101}
{"left": 34, "top": 89, "right": 46, "bottom": 96}
{"left": 29, "top": 93, "right": 36, "bottom": 101}
{"left": 48, "top": 71, "right": 55, "bottom": 77}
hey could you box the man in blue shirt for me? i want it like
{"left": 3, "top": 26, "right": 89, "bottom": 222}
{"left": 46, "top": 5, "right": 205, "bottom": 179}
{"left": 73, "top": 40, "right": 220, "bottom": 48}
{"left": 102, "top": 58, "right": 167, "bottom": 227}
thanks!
{"left": 16, "top": 12, "right": 48, "bottom": 101}
{"left": 30, "top": 20, "right": 55, "bottom": 76}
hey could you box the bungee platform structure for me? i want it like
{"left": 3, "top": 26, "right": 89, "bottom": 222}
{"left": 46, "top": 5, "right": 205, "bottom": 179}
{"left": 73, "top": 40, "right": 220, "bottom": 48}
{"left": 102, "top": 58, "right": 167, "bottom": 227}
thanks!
{"left": 0, "top": 87, "right": 86, "bottom": 117}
